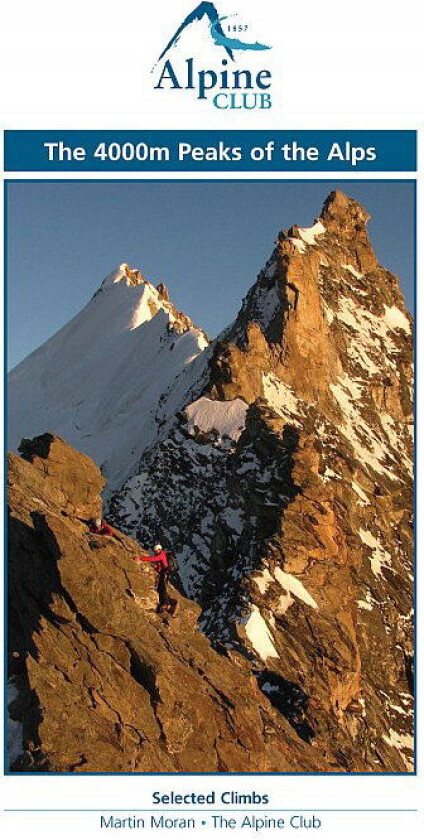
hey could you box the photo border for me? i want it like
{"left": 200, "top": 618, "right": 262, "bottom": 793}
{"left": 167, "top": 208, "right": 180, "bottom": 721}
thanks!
{"left": 3, "top": 177, "right": 417, "bottom": 777}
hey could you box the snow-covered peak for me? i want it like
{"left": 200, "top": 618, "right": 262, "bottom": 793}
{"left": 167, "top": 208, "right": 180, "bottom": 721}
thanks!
{"left": 80, "top": 268, "right": 171, "bottom": 339}
{"left": 87, "top": 264, "right": 209, "bottom": 338}
{"left": 8, "top": 265, "right": 210, "bottom": 492}
{"left": 97, "top": 263, "right": 179, "bottom": 331}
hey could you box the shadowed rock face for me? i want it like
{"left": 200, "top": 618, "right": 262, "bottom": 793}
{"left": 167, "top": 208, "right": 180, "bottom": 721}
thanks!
{"left": 111, "top": 192, "right": 414, "bottom": 772}
{"left": 8, "top": 434, "right": 334, "bottom": 773}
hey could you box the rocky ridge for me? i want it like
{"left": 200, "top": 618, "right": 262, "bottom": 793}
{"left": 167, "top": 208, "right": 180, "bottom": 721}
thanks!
{"left": 8, "top": 434, "right": 334, "bottom": 773}
{"left": 110, "top": 192, "right": 414, "bottom": 772}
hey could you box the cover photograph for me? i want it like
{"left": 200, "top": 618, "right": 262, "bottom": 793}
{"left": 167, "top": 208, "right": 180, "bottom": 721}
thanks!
{"left": 5, "top": 181, "right": 414, "bottom": 775}
{"left": 0, "top": 1, "right": 421, "bottom": 839}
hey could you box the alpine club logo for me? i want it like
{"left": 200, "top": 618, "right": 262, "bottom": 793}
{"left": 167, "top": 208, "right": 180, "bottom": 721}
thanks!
{"left": 153, "top": 2, "right": 273, "bottom": 109}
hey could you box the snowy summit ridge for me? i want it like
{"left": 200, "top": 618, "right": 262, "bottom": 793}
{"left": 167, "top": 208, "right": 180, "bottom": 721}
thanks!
{"left": 8, "top": 262, "right": 209, "bottom": 491}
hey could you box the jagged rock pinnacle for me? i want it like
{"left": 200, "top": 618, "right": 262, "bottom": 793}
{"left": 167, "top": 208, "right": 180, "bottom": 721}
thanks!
{"left": 119, "top": 263, "right": 145, "bottom": 286}
{"left": 111, "top": 191, "right": 413, "bottom": 775}
{"left": 320, "top": 190, "right": 370, "bottom": 239}
{"left": 156, "top": 282, "right": 170, "bottom": 301}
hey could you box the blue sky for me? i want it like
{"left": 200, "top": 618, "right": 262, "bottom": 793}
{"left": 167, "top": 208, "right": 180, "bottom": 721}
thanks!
{"left": 7, "top": 180, "right": 414, "bottom": 369}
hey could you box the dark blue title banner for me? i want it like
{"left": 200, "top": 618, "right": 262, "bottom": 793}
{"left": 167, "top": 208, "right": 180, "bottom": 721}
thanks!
{"left": 4, "top": 130, "right": 416, "bottom": 172}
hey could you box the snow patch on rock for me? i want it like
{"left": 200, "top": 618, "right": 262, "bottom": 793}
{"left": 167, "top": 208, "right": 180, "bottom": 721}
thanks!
{"left": 324, "top": 306, "right": 335, "bottom": 325}
{"left": 380, "top": 413, "right": 413, "bottom": 475}
{"left": 185, "top": 397, "right": 248, "bottom": 443}
{"left": 330, "top": 374, "right": 398, "bottom": 480}
{"left": 336, "top": 297, "right": 401, "bottom": 369}
{"left": 342, "top": 264, "right": 364, "bottom": 280}
{"left": 277, "top": 591, "right": 295, "bottom": 614}
{"left": 382, "top": 729, "right": 414, "bottom": 770}
{"left": 274, "top": 568, "right": 318, "bottom": 610}
{"left": 351, "top": 481, "right": 370, "bottom": 506}
{"left": 289, "top": 238, "right": 307, "bottom": 254}
{"left": 298, "top": 220, "right": 326, "bottom": 245}
{"left": 357, "top": 598, "right": 373, "bottom": 611}
{"left": 262, "top": 373, "right": 301, "bottom": 425}
{"left": 359, "top": 529, "right": 391, "bottom": 577}
{"left": 244, "top": 606, "right": 279, "bottom": 661}
{"left": 323, "top": 467, "right": 342, "bottom": 482}
{"left": 261, "top": 681, "right": 279, "bottom": 694}
{"left": 222, "top": 506, "right": 244, "bottom": 536}
{"left": 384, "top": 306, "right": 411, "bottom": 335}
{"left": 253, "top": 568, "right": 274, "bottom": 595}
{"left": 257, "top": 285, "right": 281, "bottom": 329}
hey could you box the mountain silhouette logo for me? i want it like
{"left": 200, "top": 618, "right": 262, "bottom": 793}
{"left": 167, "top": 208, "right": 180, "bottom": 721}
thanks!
{"left": 157, "top": 1, "right": 271, "bottom": 63}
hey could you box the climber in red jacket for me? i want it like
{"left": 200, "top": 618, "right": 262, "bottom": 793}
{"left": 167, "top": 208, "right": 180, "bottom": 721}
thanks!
{"left": 89, "top": 517, "right": 116, "bottom": 537}
{"left": 136, "top": 544, "right": 174, "bottom": 614}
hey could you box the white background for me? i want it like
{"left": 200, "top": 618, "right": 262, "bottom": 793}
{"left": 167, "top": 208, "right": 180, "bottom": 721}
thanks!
{"left": 0, "top": 0, "right": 423, "bottom": 128}
{"left": 0, "top": 1, "right": 423, "bottom": 838}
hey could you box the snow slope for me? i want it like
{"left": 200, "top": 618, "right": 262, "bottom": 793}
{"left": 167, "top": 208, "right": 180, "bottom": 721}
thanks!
{"left": 8, "top": 265, "right": 209, "bottom": 492}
